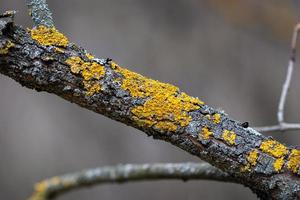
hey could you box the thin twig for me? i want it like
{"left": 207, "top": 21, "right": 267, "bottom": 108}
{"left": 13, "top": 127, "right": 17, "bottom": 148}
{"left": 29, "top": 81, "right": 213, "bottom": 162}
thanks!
{"left": 254, "top": 123, "right": 300, "bottom": 132}
{"left": 28, "top": 163, "right": 234, "bottom": 200}
{"left": 277, "top": 23, "right": 300, "bottom": 125}
{"left": 26, "top": 0, "right": 54, "bottom": 27}
{"left": 254, "top": 23, "right": 300, "bottom": 133}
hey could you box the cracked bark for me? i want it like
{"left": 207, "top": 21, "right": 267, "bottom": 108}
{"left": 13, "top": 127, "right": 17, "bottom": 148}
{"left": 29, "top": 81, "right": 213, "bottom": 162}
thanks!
{"left": 0, "top": 20, "right": 299, "bottom": 200}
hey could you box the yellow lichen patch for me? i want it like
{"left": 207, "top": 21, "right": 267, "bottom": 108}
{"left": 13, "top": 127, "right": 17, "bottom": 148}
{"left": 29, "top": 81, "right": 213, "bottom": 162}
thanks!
{"left": 274, "top": 157, "right": 285, "bottom": 172}
{"left": 66, "top": 56, "right": 83, "bottom": 73}
{"left": 84, "top": 81, "right": 101, "bottom": 96}
{"left": 30, "top": 25, "right": 69, "bottom": 47}
{"left": 86, "top": 53, "right": 94, "bottom": 60}
{"left": 247, "top": 150, "right": 259, "bottom": 166}
{"left": 111, "top": 61, "right": 119, "bottom": 69}
{"left": 241, "top": 150, "right": 259, "bottom": 172}
{"left": 222, "top": 130, "right": 236, "bottom": 145}
{"left": 111, "top": 62, "right": 204, "bottom": 132}
{"left": 28, "top": 176, "right": 66, "bottom": 200}
{"left": 0, "top": 40, "right": 15, "bottom": 54}
{"left": 199, "top": 127, "right": 213, "bottom": 140}
{"left": 54, "top": 47, "right": 65, "bottom": 53}
{"left": 205, "top": 115, "right": 211, "bottom": 120}
{"left": 287, "top": 149, "right": 300, "bottom": 173}
{"left": 260, "top": 140, "right": 288, "bottom": 158}
{"left": 65, "top": 56, "right": 105, "bottom": 96}
{"left": 212, "top": 113, "right": 221, "bottom": 124}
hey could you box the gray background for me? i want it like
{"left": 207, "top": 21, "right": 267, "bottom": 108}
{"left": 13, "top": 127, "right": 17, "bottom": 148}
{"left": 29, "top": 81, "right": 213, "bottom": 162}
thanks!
{"left": 1, "top": 0, "right": 300, "bottom": 199}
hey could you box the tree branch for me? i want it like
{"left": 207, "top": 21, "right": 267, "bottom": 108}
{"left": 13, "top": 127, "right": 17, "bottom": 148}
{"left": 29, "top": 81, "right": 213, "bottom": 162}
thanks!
{"left": 277, "top": 24, "right": 300, "bottom": 124}
{"left": 28, "top": 162, "right": 234, "bottom": 200}
{"left": 254, "top": 123, "right": 300, "bottom": 132}
{"left": 26, "top": 0, "right": 54, "bottom": 27}
{"left": 255, "top": 23, "right": 300, "bottom": 133}
{"left": 0, "top": 18, "right": 299, "bottom": 200}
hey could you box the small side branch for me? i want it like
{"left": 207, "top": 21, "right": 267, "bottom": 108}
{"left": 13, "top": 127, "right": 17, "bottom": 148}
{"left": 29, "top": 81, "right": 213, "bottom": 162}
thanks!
{"left": 28, "top": 163, "right": 234, "bottom": 200}
{"left": 254, "top": 123, "right": 300, "bottom": 132}
{"left": 255, "top": 23, "right": 300, "bottom": 133}
{"left": 277, "top": 23, "right": 300, "bottom": 124}
{"left": 26, "top": 0, "right": 54, "bottom": 27}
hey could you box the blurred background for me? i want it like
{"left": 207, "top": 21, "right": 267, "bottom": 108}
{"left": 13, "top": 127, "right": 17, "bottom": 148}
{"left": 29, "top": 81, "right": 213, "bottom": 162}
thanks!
{"left": 1, "top": 0, "right": 300, "bottom": 199}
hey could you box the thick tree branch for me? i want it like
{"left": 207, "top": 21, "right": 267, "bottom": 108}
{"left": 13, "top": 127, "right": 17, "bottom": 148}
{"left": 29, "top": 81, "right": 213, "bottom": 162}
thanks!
{"left": 0, "top": 20, "right": 299, "bottom": 199}
{"left": 28, "top": 162, "right": 234, "bottom": 200}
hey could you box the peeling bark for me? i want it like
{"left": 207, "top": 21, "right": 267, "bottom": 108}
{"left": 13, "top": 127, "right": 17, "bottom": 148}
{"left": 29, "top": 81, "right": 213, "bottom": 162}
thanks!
{"left": 0, "top": 21, "right": 299, "bottom": 199}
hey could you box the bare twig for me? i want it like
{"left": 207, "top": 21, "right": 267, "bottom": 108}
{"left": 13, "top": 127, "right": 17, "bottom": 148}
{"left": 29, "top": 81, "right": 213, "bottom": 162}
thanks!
{"left": 254, "top": 123, "right": 300, "bottom": 132}
{"left": 277, "top": 23, "right": 300, "bottom": 124}
{"left": 28, "top": 163, "right": 234, "bottom": 200}
{"left": 255, "top": 23, "right": 300, "bottom": 133}
{"left": 26, "top": 0, "right": 54, "bottom": 27}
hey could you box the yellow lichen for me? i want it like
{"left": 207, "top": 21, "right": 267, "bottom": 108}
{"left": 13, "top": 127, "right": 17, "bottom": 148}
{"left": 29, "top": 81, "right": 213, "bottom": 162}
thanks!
{"left": 247, "top": 150, "right": 259, "bottom": 166}
{"left": 54, "top": 47, "right": 65, "bottom": 53}
{"left": 30, "top": 26, "right": 69, "bottom": 47}
{"left": 241, "top": 150, "right": 259, "bottom": 172}
{"left": 111, "top": 62, "right": 204, "bottom": 132}
{"left": 0, "top": 40, "right": 15, "bottom": 54}
{"left": 260, "top": 140, "right": 288, "bottom": 158}
{"left": 199, "top": 127, "right": 213, "bottom": 140}
{"left": 274, "top": 157, "right": 285, "bottom": 172}
{"left": 86, "top": 53, "right": 94, "bottom": 60}
{"left": 287, "top": 149, "right": 300, "bottom": 173}
{"left": 111, "top": 61, "right": 119, "bottom": 69}
{"left": 222, "top": 130, "right": 236, "bottom": 145}
{"left": 212, "top": 113, "right": 221, "bottom": 124}
{"left": 205, "top": 115, "right": 211, "bottom": 120}
{"left": 84, "top": 82, "right": 102, "bottom": 96}
{"left": 65, "top": 56, "right": 105, "bottom": 96}
{"left": 28, "top": 177, "right": 60, "bottom": 200}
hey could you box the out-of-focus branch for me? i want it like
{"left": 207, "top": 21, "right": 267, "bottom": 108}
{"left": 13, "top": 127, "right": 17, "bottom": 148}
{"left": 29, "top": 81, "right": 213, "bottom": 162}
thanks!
{"left": 255, "top": 23, "right": 300, "bottom": 133}
{"left": 254, "top": 123, "right": 300, "bottom": 132}
{"left": 29, "top": 163, "right": 234, "bottom": 200}
{"left": 26, "top": 0, "right": 54, "bottom": 27}
{"left": 277, "top": 24, "right": 300, "bottom": 124}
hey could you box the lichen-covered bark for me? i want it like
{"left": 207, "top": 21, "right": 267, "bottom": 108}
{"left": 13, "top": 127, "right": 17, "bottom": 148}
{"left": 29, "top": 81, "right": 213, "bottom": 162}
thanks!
{"left": 0, "top": 20, "right": 299, "bottom": 200}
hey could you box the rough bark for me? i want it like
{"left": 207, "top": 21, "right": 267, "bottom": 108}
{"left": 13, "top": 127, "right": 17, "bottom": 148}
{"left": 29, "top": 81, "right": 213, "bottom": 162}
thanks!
{"left": 0, "top": 20, "right": 299, "bottom": 199}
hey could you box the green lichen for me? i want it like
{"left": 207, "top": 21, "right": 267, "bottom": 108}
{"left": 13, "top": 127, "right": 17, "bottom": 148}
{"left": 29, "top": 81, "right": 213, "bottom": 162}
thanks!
{"left": 65, "top": 56, "right": 105, "bottom": 96}
{"left": 111, "top": 62, "right": 204, "bottom": 132}
{"left": 30, "top": 26, "right": 69, "bottom": 47}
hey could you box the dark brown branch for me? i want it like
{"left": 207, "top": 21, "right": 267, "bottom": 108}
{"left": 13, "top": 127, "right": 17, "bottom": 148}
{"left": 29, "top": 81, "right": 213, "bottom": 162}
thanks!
{"left": 0, "top": 21, "right": 299, "bottom": 200}
{"left": 29, "top": 162, "right": 234, "bottom": 200}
